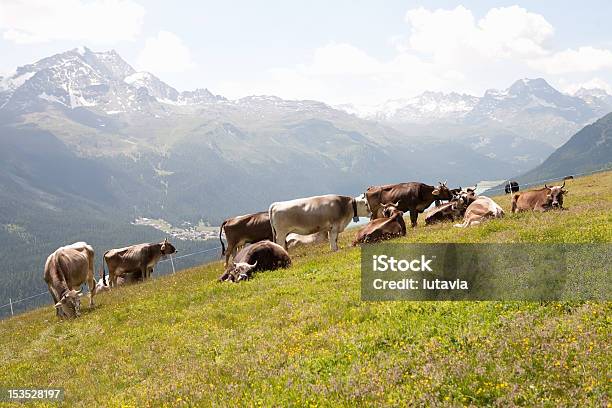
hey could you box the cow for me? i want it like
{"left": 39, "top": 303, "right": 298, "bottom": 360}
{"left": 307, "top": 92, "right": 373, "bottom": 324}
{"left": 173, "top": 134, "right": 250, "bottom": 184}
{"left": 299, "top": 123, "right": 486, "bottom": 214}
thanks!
{"left": 454, "top": 196, "right": 504, "bottom": 228}
{"left": 425, "top": 201, "right": 463, "bottom": 224}
{"left": 425, "top": 187, "right": 478, "bottom": 224}
{"left": 511, "top": 182, "right": 568, "bottom": 213}
{"left": 563, "top": 175, "right": 574, "bottom": 180}
{"left": 219, "top": 211, "right": 273, "bottom": 266}
{"left": 505, "top": 181, "right": 519, "bottom": 194}
{"left": 101, "top": 238, "right": 176, "bottom": 287}
{"left": 352, "top": 203, "right": 407, "bottom": 245}
{"left": 269, "top": 194, "right": 370, "bottom": 251}
{"left": 365, "top": 181, "right": 453, "bottom": 227}
{"left": 43, "top": 242, "right": 97, "bottom": 318}
{"left": 219, "top": 240, "right": 291, "bottom": 282}
{"left": 286, "top": 231, "right": 329, "bottom": 249}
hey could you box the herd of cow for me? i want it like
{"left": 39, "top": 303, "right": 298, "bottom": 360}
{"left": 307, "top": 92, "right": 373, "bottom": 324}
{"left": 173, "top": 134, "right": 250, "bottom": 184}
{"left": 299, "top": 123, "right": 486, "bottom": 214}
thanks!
{"left": 43, "top": 179, "right": 569, "bottom": 318}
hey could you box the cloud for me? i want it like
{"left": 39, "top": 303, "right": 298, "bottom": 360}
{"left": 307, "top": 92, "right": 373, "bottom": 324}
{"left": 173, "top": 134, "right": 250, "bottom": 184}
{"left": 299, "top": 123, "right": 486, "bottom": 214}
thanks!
{"left": 404, "top": 5, "right": 553, "bottom": 62}
{"left": 0, "top": 0, "right": 144, "bottom": 44}
{"left": 529, "top": 46, "right": 612, "bottom": 74}
{"left": 559, "top": 78, "right": 612, "bottom": 95}
{"left": 137, "top": 31, "right": 195, "bottom": 73}
{"left": 215, "top": 5, "right": 611, "bottom": 106}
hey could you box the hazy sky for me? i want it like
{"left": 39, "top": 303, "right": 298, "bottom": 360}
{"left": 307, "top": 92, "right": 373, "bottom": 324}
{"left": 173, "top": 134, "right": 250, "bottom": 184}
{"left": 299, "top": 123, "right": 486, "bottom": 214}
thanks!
{"left": 1, "top": 1, "right": 611, "bottom": 106}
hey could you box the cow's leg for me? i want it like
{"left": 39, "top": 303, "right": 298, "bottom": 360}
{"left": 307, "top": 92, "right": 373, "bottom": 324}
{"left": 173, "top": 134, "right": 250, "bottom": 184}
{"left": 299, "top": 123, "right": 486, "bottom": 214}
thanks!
{"left": 329, "top": 227, "right": 339, "bottom": 251}
{"left": 86, "top": 270, "right": 96, "bottom": 308}
{"left": 409, "top": 211, "right": 418, "bottom": 228}
{"left": 275, "top": 230, "right": 288, "bottom": 250}
{"left": 141, "top": 266, "right": 147, "bottom": 281}
{"left": 224, "top": 243, "right": 234, "bottom": 267}
{"left": 109, "top": 267, "right": 116, "bottom": 288}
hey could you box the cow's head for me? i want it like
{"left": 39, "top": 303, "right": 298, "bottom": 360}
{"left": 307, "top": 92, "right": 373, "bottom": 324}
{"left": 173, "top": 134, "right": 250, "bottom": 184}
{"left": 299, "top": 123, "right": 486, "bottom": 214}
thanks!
{"left": 354, "top": 194, "right": 372, "bottom": 218}
{"left": 545, "top": 181, "right": 568, "bottom": 208}
{"left": 221, "top": 261, "right": 258, "bottom": 282}
{"left": 381, "top": 201, "right": 400, "bottom": 218}
{"left": 432, "top": 181, "right": 453, "bottom": 200}
{"left": 160, "top": 238, "right": 177, "bottom": 255}
{"left": 55, "top": 289, "right": 82, "bottom": 318}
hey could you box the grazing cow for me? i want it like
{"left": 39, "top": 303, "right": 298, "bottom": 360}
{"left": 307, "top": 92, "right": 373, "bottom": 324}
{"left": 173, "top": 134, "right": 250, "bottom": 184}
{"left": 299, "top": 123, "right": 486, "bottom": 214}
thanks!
{"left": 563, "top": 175, "right": 574, "bottom": 180}
{"left": 102, "top": 238, "right": 176, "bottom": 287}
{"left": 505, "top": 181, "right": 520, "bottom": 194}
{"left": 43, "top": 242, "right": 96, "bottom": 318}
{"left": 286, "top": 231, "right": 329, "bottom": 249}
{"left": 269, "top": 194, "right": 370, "bottom": 251}
{"left": 511, "top": 182, "right": 568, "bottom": 213}
{"left": 454, "top": 196, "right": 504, "bottom": 228}
{"left": 219, "top": 211, "right": 273, "bottom": 266}
{"left": 219, "top": 240, "right": 291, "bottom": 282}
{"left": 352, "top": 203, "right": 407, "bottom": 245}
{"left": 365, "top": 181, "right": 453, "bottom": 227}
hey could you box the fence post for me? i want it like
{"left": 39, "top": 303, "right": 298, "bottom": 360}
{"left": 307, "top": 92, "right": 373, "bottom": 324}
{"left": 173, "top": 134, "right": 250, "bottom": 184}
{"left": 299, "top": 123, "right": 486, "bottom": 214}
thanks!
{"left": 170, "top": 254, "right": 176, "bottom": 274}
{"left": 9, "top": 298, "right": 13, "bottom": 316}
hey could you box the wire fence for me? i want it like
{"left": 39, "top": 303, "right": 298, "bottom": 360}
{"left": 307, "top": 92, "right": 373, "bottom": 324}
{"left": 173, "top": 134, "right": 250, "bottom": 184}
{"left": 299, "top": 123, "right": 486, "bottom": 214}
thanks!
{"left": 0, "top": 245, "right": 222, "bottom": 318}
{"left": 2, "top": 165, "right": 610, "bottom": 318}
{"left": 481, "top": 166, "right": 611, "bottom": 195}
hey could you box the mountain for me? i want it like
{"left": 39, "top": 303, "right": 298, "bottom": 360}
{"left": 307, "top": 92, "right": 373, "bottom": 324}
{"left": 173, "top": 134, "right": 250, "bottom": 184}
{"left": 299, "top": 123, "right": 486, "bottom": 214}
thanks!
{"left": 512, "top": 112, "right": 612, "bottom": 184}
{"left": 352, "top": 91, "right": 479, "bottom": 123}
{"left": 340, "top": 79, "right": 606, "bottom": 154}
{"left": 574, "top": 87, "right": 612, "bottom": 117}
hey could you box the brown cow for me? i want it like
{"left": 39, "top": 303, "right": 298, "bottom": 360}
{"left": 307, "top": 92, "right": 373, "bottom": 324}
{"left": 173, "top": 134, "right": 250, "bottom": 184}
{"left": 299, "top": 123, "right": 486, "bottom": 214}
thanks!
{"left": 219, "top": 211, "right": 273, "bottom": 266}
{"left": 365, "top": 181, "right": 453, "bottom": 227}
{"left": 43, "top": 242, "right": 97, "bottom": 318}
{"left": 219, "top": 240, "right": 292, "bottom": 282}
{"left": 102, "top": 239, "right": 176, "bottom": 287}
{"left": 352, "top": 203, "right": 407, "bottom": 245}
{"left": 511, "top": 182, "right": 568, "bottom": 213}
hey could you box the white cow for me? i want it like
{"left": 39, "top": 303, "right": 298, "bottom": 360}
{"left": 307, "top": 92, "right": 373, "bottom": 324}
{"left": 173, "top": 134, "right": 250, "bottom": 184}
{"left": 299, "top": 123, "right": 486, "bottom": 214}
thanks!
{"left": 454, "top": 196, "right": 504, "bottom": 228}
{"left": 269, "top": 194, "right": 370, "bottom": 251}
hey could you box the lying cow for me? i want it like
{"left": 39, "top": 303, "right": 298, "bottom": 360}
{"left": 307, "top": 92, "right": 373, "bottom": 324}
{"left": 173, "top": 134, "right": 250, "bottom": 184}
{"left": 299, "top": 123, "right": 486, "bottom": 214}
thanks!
{"left": 219, "top": 240, "right": 291, "bottom": 282}
{"left": 219, "top": 211, "right": 273, "bottom": 266}
{"left": 352, "top": 203, "right": 406, "bottom": 245}
{"left": 269, "top": 194, "right": 370, "bottom": 251}
{"left": 43, "top": 242, "right": 97, "bottom": 318}
{"left": 425, "top": 187, "right": 478, "bottom": 224}
{"left": 102, "top": 238, "right": 176, "bottom": 287}
{"left": 365, "top": 181, "right": 453, "bottom": 227}
{"left": 286, "top": 231, "right": 329, "bottom": 248}
{"left": 511, "top": 182, "right": 568, "bottom": 213}
{"left": 454, "top": 196, "right": 504, "bottom": 228}
{"left": 425, "top": 201, "right": 463, "bottom": 224}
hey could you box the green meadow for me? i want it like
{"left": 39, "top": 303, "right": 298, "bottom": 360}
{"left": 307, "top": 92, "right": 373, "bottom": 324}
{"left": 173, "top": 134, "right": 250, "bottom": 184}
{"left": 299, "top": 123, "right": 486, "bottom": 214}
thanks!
{"left": 1, "top": 171, "right": 610, "bottom": 407}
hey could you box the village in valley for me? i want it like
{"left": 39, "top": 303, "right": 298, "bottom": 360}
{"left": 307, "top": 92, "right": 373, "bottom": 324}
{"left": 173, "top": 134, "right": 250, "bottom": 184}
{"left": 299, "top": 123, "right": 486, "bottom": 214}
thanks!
{"left": 132, "top": 217, "right": 220, "bottom": 241}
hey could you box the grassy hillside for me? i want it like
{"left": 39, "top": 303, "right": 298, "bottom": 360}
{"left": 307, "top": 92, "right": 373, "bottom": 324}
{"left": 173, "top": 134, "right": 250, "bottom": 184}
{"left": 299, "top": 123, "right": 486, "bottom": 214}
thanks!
{"left": 1, "top": 171, "right": 611, "bottom": 407}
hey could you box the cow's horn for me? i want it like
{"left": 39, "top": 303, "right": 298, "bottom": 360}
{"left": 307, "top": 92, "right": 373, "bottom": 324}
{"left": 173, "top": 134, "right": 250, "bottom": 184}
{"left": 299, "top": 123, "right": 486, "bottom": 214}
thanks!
{"left": 248, "top": 261, "right": 258, "bottom": 269}
{"left": 55, "top": 301, "right": 62, "bottom": 308}
{"left": 393, "top": 201, "right": 400, "bottom": 207}
{"left": 561, "top": 180, "right": 565, "bottom": 188}
{"left": 544, "top": 184, "right": 549, "bottom": 188}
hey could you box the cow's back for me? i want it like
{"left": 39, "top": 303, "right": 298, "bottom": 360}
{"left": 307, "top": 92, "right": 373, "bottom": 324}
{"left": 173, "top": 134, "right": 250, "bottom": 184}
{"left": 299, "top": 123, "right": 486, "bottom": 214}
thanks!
{"left": 225, "top": 211, "right": 273, "bottom": 241}
{"left": 271, "top": 195, "right": 350, "bottom": 232}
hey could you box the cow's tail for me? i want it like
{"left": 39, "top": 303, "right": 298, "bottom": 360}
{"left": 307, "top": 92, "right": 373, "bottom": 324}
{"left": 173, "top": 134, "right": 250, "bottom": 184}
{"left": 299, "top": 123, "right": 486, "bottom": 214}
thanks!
{"left": 99, "top": 250, "right": 109, "bottom": 286}
{"left": 269, "top": 204, "right": 277, "bottom": 243}
{"left": 219, "top": 221, "right": 227, "bottom": 255}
